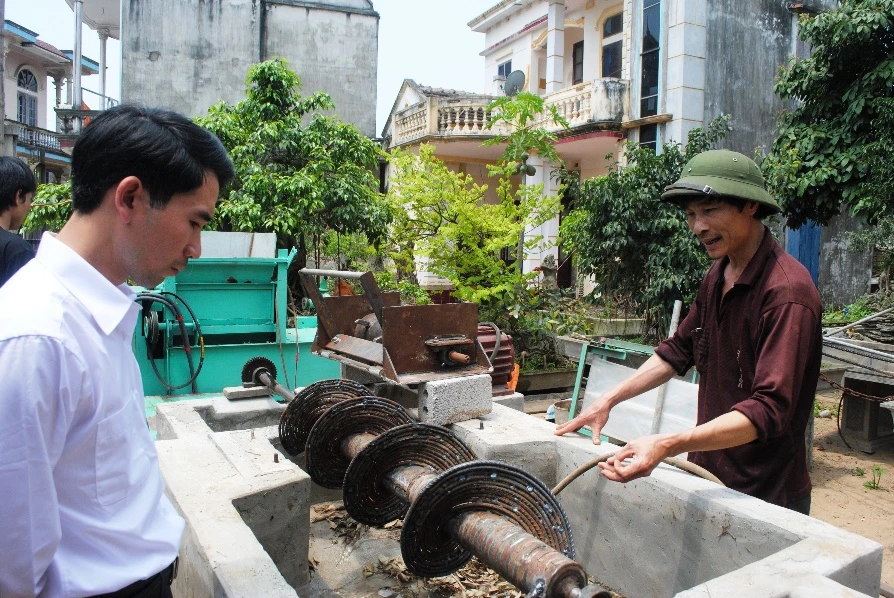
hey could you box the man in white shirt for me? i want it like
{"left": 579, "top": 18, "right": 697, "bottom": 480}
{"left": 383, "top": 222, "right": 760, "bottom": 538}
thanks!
{"left": 0, "top": 105, "right": 234, "bottom": 597}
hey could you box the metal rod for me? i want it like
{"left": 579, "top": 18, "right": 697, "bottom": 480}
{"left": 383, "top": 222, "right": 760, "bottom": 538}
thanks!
{"left": 447, "top": 511, "right": 585, "bottom": 598}
{"left": 824, "top": 306, "right": 894, "bottom": 337}
{"left": 651, "top": 300, "right": 683, "bottom": 434}
{"left": 257, "top": 371, "right": 295, "bottom": 402}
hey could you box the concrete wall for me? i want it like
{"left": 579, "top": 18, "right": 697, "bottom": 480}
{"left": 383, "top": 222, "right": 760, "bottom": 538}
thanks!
{"left": 264, "top": 1, "right": 378, "bottom": 136}
{"left": 702, "top": 0, "right": 837, "bottom": 155}
{"left": 122, "top": 0, "right": 378, "bottom": 137}
{"left": 818, "top": 213, "right": 873, "bottom": 308}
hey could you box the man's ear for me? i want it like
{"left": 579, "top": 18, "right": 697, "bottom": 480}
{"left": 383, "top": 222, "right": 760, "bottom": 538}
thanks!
{"left": 15, "top": 190, "right": 26, "bottom": 205}
{"left": 113, "top": 176, "right": 147, "bottom": 224}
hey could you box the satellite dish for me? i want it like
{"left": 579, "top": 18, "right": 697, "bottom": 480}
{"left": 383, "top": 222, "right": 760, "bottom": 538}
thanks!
{"left": 504, "top": 70, "right": 526, "bottom": 96}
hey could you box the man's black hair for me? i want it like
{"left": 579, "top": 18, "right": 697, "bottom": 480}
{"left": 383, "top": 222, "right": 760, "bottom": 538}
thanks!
{"left": 71, "top": 105, "right": 235, "bottom": 214}
{"left": 0, "top": 157, "right": 37, "bottom": 214}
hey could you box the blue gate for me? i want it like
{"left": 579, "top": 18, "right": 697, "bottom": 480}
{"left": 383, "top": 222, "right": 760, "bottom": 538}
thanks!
{"left": 786, "top": 221, "right": 820, "bottom": 285}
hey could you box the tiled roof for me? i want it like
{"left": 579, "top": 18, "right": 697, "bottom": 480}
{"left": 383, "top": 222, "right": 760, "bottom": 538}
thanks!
{"left": 35, "top": 39, "right": 69, "bottom": 61}
{"left": 417, "top": 85, "right": 482, "bottom": 98}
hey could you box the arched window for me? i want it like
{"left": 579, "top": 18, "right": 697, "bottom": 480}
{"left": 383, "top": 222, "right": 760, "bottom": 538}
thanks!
{"left": 17, "top": 69, "right": 38, "bottom": 126}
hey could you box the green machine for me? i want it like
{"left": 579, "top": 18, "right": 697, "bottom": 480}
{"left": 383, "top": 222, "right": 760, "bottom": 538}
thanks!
{"left": 134, "top": 248, "right": 340, "bottom": 396}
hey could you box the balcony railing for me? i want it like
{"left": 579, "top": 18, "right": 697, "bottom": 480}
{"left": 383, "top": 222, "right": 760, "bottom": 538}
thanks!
{"left": 7, "top": 120, "right": 62, "bottom": 151}
{"left": 392, "top": 78, "right": 629, "bottom": 148}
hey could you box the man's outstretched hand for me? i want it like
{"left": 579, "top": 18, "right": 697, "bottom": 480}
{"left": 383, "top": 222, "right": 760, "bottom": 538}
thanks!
{"left": 554, "top": 398, "right": 611, "bottom": 444}
{"left": 596, "top": 434, "right": 671, "bottom": 483}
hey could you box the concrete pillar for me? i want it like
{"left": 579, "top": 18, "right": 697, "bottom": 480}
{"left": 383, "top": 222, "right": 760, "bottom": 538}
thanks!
{"left": 529, "top": 50, "right": 542, "bottom": 95}
{"left": 72, "top": 0, "right": 83, "bottom": 130}
{"left": 546, "top": 0, "right": 565, "bottom": 93}
{"left": 98, "top": 29, "right": 109, "bottom": 108}
{"left": 521, "top": 154, "right": 561, "bottom": 276}
{"left": 65, "top": 76, "right": 72, "bottom": 105}
{"left": 52, "top": 76, "right": 63, "bottom": 107}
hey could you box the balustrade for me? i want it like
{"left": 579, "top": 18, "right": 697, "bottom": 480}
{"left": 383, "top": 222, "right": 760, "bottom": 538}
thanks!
{"left": 8, "top": 121, "right": 62, "bottom": 151}
{"left": 390, "top": 79, "right": 627, "bottom": 148}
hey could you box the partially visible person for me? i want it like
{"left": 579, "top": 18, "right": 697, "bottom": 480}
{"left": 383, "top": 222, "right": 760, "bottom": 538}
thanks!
{"left": 0, "top": 157, "right": 37, "bottom": 286}
{"left": 0, "top": 105, "right": 234, "bottom": 597}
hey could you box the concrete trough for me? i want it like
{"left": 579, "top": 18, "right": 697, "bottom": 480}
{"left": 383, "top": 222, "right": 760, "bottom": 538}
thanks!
{"left": 153, "top": 397, "right": 883, "bottom": 597}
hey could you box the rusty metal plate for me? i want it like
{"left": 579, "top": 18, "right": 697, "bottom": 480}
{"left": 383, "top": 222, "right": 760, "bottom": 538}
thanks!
{"left": 312, "top": 293, "right": 400, "bottom": 350}
{"left": 381, "top": 303, "right": 480, "bottom": 375}
{"left": 325, "top": 334, "right": 385, "bottom": 366}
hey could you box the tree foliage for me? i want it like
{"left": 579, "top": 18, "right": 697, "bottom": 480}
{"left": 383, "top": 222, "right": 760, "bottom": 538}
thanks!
{"left": 559, "top": 116, "right": 732, "bottom": 337}
{"left": 762, "top": 0, "right": 894, "bottom": 227}
{"left": 196, "top": 58, "right": 390, "bottom": 255}
{"left": 24, "top": 181, "right": 71, "bottom": 233}
{"left": 387, "top": 144, "right": 559, "bottom": 307}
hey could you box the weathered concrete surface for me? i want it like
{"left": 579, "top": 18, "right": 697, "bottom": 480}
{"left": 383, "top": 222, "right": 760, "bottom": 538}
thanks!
{"left": 418, "top": 373, "right": 493, "bottom": 425}
{"left": 703, "top": 0, "right": 838, "bottom": 155}
{"left": 121, "top": 0, "right": 378, "bottom": 136}
{"left": 819, "top": 213, "right": 873, "bottom": 308}
{"left": 493, "top": 391, "right": 525, "bottom": 412}
{"left": 453, "top": 404, "right": 883, "bottom": 598}
{"left": 156, "top": 420, "right": 310, "bottom": 597}
{"left": 452, "top": 404, "right": 559, "bottom": 487}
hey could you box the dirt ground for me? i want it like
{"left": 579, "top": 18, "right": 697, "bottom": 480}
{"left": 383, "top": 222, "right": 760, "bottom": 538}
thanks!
{"left": 811, "top": 389, "right": 894, "bottom": 590}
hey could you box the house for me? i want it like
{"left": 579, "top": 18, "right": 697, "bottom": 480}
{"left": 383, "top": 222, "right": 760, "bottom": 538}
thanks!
{"left": 2, "top": 20, "right": 99, "bottom": 183}
{"left": 383, "top": 0, "right": 865, "bottom": 306}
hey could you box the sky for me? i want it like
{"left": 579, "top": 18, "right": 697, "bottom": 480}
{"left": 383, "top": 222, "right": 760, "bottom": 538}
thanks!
{"left": 6, "top": 0, "right": 489, "bottom": 134}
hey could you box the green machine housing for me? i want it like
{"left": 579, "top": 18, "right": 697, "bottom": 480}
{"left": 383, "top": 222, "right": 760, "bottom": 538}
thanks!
{"left": 134, "top": 248, "right": 340, "bottom": 395}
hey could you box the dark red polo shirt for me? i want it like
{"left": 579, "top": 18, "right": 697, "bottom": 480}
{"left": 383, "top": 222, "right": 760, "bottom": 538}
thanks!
{"left": 655, "top": 227, "right": 822, "bottom": 507}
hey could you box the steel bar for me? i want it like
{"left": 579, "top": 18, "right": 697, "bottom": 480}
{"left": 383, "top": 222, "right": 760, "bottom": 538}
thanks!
{"left": 448, "top": 511, "right": 586, "bottom": 598}
{"left": 257, "top": 371, "right": 295, "bottom": 402}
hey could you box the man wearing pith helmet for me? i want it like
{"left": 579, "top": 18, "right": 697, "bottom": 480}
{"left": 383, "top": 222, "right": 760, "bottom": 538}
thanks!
{"left": 557, "top": 149, "right": 822, "bottom": 514}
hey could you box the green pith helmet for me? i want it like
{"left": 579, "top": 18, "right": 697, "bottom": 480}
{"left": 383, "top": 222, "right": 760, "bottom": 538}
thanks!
{"left": 661, "top": 149, "right": 780, "bottom": 214}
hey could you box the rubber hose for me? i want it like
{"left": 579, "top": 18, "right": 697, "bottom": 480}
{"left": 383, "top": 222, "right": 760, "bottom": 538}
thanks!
{"left": 137, "top": 292, "right": 202, "bottom": 392}
{"left": 552, "top": 450, "right": 724, "bottom": 495}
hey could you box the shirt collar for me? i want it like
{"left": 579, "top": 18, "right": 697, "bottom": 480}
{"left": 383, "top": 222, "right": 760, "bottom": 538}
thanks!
{"left": 36, "top": 232, "right": 138, "bottom": 336}
{"left": 725, "top": 226, "right": 775, "bottom": 289}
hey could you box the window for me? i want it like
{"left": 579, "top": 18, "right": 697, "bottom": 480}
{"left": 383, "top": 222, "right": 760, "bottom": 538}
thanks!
{"left": 497, "top": 60, "right": 512, "bottom": 78}
{"left": 640, "top": 0, "right": 661, "bottom": 117}
{"left": 572, "top": 41, "right": 584, "bottom": 85}
{"left": 602, "top": 12, "right": 623, "bottom": 79}
{"left": 17, "top": 69, "right": 38, "bottom": 126}
{"left": 639, "top": 123, "right": 658, "bottom": 151}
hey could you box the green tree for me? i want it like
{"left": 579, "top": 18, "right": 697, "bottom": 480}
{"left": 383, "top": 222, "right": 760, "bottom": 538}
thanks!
{"left": 24, "top": 181, "right": 72, "bottom": 233}
{"left": 559, "top": 116, "right": 732, "bottom": 338}
{"left": 762, "top": 0, "right": 894, "bottom": 228}
{"left": 196, "top": 58, "right": 390, "bottom": 277}
{"left": 387, "top": 144, "right": 559, "bottom": 308}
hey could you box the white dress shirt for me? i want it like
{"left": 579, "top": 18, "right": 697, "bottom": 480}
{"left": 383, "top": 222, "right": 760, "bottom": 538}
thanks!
{"left": 0, "top": 233, "right": 184, "bottom": 597}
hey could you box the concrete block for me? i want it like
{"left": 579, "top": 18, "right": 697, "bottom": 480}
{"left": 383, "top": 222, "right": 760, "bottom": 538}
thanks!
{"left": 667, "top": 23, "right": 707, "bottom": 59}
{"left": 222, "top": 385, "right": 272, "bottom": 400}
{"left": 451, "top": 403, "right": 559, "bottom": 487}
{"left": 157, "top": 425, "right": 310, "bottom": 597}
{"left": 418, "top": 373, "right": 492, "bottom": 425}
{"left": 493, "top": 392, "right": 525, "bottom": 412}
{"left": 665, "top": 86, "right": 705, "bottom": 124}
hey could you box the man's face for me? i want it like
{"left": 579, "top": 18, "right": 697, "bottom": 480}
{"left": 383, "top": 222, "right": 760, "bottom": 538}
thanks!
{"left": 128, "top": 173, "right": 219, "bottom": 287}
{"left": 683, "top": 198, "right": 758, "bottom": 260}
{"left": 10, "top": 190, "right": 34, "bottom": 230}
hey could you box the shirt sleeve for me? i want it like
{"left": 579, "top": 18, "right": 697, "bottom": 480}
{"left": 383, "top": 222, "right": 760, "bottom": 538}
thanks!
{"left": 654, "top": 296, "right": 700, "bottom": 375}
{"left": 0, "top": 336, "right": 86, "bottom": 597}
{"left": 732, "top": 302, "right": 819, "bottom": 443}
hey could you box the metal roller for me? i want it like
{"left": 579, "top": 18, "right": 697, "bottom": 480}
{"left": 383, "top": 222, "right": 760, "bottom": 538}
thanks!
{"left": 343, "top": 423, "right": 476, "bottom": 526}
{"left": 276, "top": 377, "right": 606, "bottom": 598}
{"left": 278, "top": 378, "right": 369, "bottom": 456}
{"left": 399, "top": 460, "right": 577, "bottom": 580}
{"left": 304, "top": 397, "right": 413, "bottom": 489}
